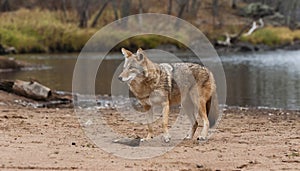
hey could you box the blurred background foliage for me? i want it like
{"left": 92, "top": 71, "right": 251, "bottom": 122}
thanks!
{"left": 1, "top": 0, "right": 300, "bottom": 53}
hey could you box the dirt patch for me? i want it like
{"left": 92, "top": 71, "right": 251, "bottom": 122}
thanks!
{"left": 0, "top": 91, "right": 299, "bottom": 170}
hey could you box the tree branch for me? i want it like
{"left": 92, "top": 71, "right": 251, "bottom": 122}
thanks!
{"left": 244, "top": 18, "right": 264, "bottom": 36}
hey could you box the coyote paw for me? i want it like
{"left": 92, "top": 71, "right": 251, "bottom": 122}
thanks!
{"left": 184, "top": 124, "right": 197, "bottom": 140}
{"left": 197, "top": 136, "right": 207, "bottom": 142}
{"left": 141, "top": 134, "right": 153, "bottom": 142}
{"left": 184, "top": 134, "right": 193, "bottom": 140}
{"left": 163, "top": 133, "right": 171, "bottom": 143}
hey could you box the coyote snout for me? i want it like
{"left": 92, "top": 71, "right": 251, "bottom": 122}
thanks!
{"left": 119, "top": 48, "right": 219, "bottom": 143}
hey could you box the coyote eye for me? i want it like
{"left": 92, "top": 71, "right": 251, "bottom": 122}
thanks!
{"left": 129, "top": 66, "right": 135, "bottom": 70}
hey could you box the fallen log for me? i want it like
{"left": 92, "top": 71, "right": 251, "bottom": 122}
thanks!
{"left": 0, "top": 79, "right": 72, "bottom": 107}
{"left": 0, "top": 80, "right": 14, "bottom": 92}
{"left": 0, "top": 44, "right": 17, "bottom": 55}
{"left": 215, "top": 18, "right": 264, "bottom": 49}
{"left": 216, "top": 33, "right": 235, "bottom": 46}
{"left": 12, "top": 80, "right": 51, "bottom": 100}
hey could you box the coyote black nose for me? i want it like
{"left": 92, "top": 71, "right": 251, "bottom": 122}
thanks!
{"left": 118, "top": 76, "right": 122, "bottom": 81}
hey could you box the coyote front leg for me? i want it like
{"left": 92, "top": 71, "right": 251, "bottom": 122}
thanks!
{"left": 145, "top": 109, "right": 154, "bottom": 140}
{"left": 142, "top": 105, "right": 153, "bottom": 141}
{"left": 149, "top": 90, "right": 171, "bottom": 143}
{"left": 161, "top": 101, "right": 171, "bottom": 143}
{"left": 149, "top": 101, "right": 171, "bottom": 143}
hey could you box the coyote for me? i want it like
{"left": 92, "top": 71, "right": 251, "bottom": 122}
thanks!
{"left": 118, "top": 48, "right": 219, "bottom": 143}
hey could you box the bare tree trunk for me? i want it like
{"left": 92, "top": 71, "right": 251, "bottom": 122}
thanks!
{"left": 231, "top": 0, "right": 237, "bottom": 9}
{"left": 212, "top": 0, "right": 219, "bottom": 29}
{"left": 284, "top": 0, "right": 293, "bottom": 26}
{"left": 138, "top": 0, "right": 143, "bottom": 25}
{"left": 176, "top": 0, "right": 188, "bottom": 19}
{"left": 174, "top": 0, "right": 188, "bottom": 29}
{"left": 138, "top": 0, "right": 143, "bottom": 14}
{"left": 112, "top": 0, "right": 119, "bottom": 21}
{"left": 121, "top": 0, "right": 131, "bottom": 28}
{"left": 61, "top": 0, "right": 67, "bottom": 19}
{"left": 167, "top": 0, "right": 173, "bottom": 15}
{"left": 91, "top": 0, "right": 109, "bottom": 28}
{"left": 274, "top": 0, "right": 282, "bottom": 12}
{"left": 289, "top": 0, "right": 299, "bottom": 30}
{"left": 78, "top": 0, "right": 90, "bottom": 28}
{"left": 0, "top": 0, "right": 10, "bottom": 12}
{"left": 190, "top": 0, "right": 201, "bottom": 16}
{"left": 121, "top": 0, "right": 131, "bottom": 18}
{"left": 186, "top": 0, "right": 190, "bottom": 12}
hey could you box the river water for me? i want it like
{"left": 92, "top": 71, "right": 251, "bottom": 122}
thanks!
{"left": 0, "top": 50, "right": 299, "bottom": 110}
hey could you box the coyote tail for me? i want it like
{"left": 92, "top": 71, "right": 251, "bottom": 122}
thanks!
{"left": 206, "top": 90, "right": 219, "bottom": 128}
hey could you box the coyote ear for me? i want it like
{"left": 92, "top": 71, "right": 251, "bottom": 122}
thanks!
{"left": 121, "top": 48, "right": 132, "bottom": 58}
{"left": 137, "top": 48, "right": 143, "bottom": 53}
{"left": 136, "top": 48, "right": 144, "bottom": 61}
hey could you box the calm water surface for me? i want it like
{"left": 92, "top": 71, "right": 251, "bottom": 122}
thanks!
{"left": 0, "top": 50, "right": 299, "bottom": 110}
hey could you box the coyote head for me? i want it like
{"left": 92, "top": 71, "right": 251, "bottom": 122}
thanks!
{"left": 118, "top": 48, "right": 150, "bottom": 83}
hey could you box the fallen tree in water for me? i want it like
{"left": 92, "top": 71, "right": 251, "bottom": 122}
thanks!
{"left": 0, "top": 79, "right": 72, "bottom": 108}
{"left": 0, "top": 44, "right": 17, "bottom": 55}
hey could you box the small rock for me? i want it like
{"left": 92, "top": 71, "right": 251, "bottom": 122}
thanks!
{"left": 71, "top": 142, "right": 76, "bottom": 146}
{"left": 240, "top": 2, "right": 275, "bottom": 18}
{"left": 84, "top": 119, "right": 93, "bottom": 127}
{"left": 113, "top": 137, "right": 141, "bottom": 147}
{"left": 196, "top": 164, "right": 204, "bottom": 168}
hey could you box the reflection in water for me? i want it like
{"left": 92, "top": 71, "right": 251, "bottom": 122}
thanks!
{"left": 222, "top": 51, "right": 300, "bottom": 110}
{"left": 0, "top": 50, "right": 299, "bottom": 110}
{"left": 0, "top": 54, "right": 76, "bottom": 92}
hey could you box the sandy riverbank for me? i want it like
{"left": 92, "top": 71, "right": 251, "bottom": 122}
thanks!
{"left": 0, "top": 90, "right": 299, "bottom": 170}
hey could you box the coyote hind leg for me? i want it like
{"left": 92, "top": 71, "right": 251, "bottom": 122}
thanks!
{"left": 182, "top": 94, "right": 198, "bottom": 140}
{"left": 197, "top": 99, "right": 209, "bottom": 141}
{"left": 189, "top": 87, "right": 210, "bottom": 141}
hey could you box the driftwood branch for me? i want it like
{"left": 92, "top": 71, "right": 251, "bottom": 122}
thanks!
{"left": 90, "top": 0, "right": 109, "bottom": 28}
{"left": 217, "top": 33, "right": 236, "bottom": 46}
{"left": 244, "top": 18, "right": 264, "bottom": 36}
{"left": 216, "top": 18, "right": 264, "bottom": 47}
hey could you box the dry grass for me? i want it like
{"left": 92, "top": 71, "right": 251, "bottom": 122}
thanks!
{"left": 0, "top": 8, "right": 185, "bottom": 53}
{"left": 241, "top": 26, "right": 300, "bottom": 46}
{"left": 0, "top": 8, "right": 95, "bottom": 53}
